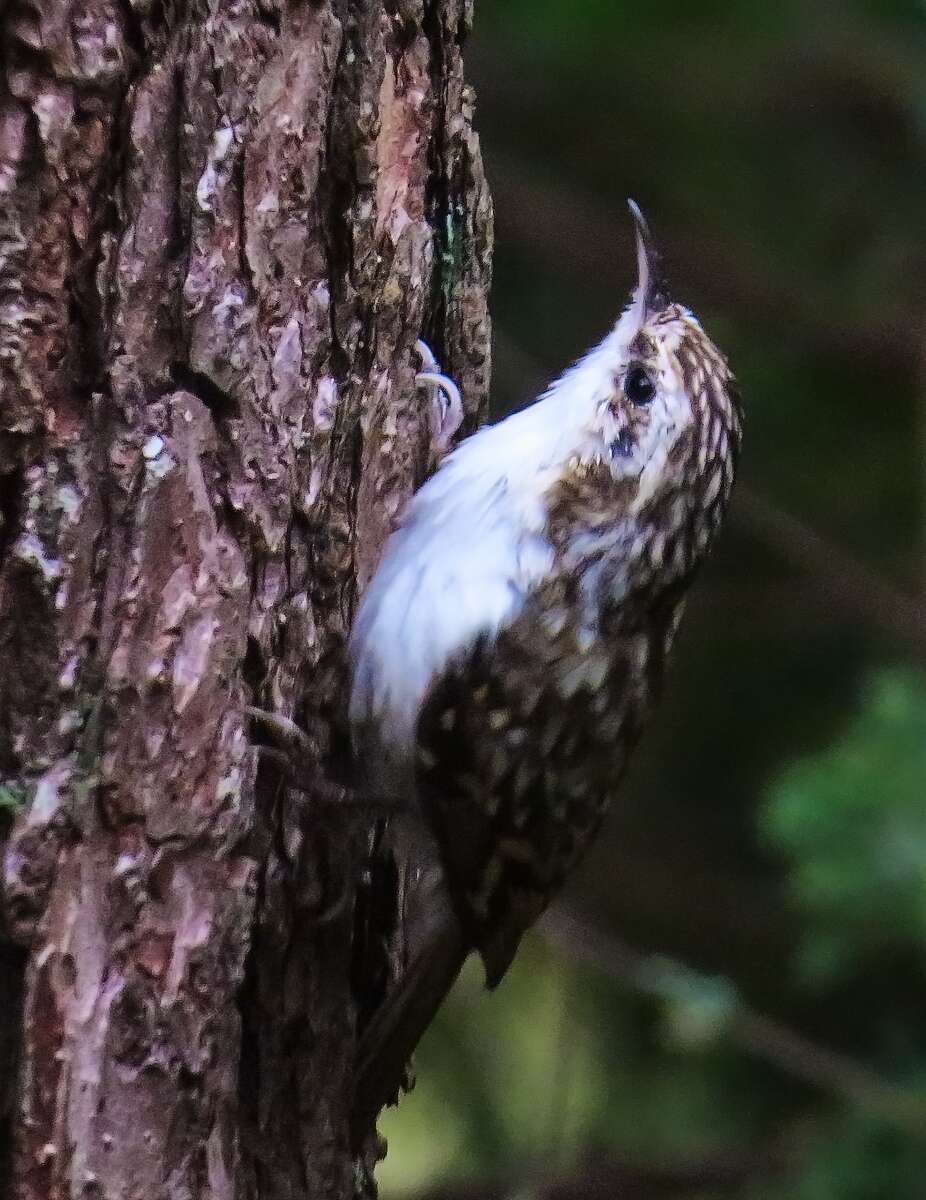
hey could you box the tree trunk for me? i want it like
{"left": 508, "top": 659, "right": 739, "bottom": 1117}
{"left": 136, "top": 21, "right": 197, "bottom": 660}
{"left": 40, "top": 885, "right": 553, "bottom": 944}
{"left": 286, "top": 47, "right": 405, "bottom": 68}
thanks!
{"left": 0, "top": 0, "right": 492, "bottom": 1195}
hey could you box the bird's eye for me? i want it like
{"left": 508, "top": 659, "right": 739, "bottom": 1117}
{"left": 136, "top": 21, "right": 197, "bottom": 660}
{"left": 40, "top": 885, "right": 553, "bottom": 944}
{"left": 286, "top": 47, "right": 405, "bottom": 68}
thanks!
{"left": 624, "top": 365, "right": 656, "bottom": 406}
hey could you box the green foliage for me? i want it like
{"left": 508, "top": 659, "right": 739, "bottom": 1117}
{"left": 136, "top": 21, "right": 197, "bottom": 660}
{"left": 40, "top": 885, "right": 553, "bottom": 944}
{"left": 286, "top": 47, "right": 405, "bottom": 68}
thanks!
{"left": 751, "top": 1114, "right": 926, "bottom": 1200}
{"left": 762, "top": 669, "right": 926, "bottom": 987}
{"left": 0, "top": 782, "right": 26, "bottom": 813}
{"left": 381, "top": 943, "right": 781, "bottom": 1196}
{"left": 638, "top": 957, "right": 739, "bottom": 1050}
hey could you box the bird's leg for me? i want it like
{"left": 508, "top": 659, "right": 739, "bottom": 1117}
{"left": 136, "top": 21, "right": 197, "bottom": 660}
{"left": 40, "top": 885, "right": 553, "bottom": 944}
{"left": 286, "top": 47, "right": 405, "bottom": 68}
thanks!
{"left": 415, "top": 338, "right": 464, "bottom": 464}
{"left": 245, "top": 705, "right": 348, "bottom": 803}
{"left": 245, "top": 712, "right": 366, "bottom": 930}
{"left": 245, "top": 705, "right": 319, "bottom": 760}
{"left": 245, "top": 705, "right": 407, "bottom": 813}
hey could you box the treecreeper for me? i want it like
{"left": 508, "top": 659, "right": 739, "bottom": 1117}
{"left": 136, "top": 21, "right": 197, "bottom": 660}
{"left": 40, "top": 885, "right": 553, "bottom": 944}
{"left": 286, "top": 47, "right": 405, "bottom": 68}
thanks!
{"left": 348, "top": 202, "right": 743, "bottom": 1128}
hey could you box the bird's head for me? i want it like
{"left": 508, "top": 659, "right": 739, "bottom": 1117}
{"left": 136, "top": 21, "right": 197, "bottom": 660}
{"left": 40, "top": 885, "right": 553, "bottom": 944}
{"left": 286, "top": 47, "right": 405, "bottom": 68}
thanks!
{"left": 595, "top": 202, "right": 741, "bottom": 500}
{"left": 547, "top": 202, "right": 743, "bottom": 596}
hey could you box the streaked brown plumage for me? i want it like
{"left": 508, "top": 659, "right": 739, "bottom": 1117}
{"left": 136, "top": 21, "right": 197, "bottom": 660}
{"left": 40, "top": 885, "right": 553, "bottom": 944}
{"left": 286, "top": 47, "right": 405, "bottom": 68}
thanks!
{"left": 350, "top": 204, "right": 742, "bottom": 1131}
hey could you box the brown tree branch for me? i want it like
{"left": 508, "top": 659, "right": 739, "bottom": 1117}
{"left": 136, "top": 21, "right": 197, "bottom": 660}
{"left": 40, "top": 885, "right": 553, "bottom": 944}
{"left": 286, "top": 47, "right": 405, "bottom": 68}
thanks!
{"left": 486, "top": 152, "right": 919, "bottom": 372}
{"left": 410, "top": 1149, "right": 778, "bottom": 1200}
{"left": 541, "top": 906, "right": 926, "bottom": 1137}
{"left": 731, "top": 491, "right": 926, "bottom": 656}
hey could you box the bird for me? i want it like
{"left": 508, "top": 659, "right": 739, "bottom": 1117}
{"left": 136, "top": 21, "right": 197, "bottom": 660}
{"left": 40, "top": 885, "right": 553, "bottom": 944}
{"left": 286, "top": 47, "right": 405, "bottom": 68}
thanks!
{"left": 349, "top": 201, "right": 743, "bottom": 1129}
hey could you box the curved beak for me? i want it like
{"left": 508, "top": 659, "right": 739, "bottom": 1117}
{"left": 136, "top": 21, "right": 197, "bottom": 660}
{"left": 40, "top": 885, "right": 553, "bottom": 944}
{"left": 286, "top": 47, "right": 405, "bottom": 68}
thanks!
{"left": 628, "top": 199, "right": 670, "bottom": 312}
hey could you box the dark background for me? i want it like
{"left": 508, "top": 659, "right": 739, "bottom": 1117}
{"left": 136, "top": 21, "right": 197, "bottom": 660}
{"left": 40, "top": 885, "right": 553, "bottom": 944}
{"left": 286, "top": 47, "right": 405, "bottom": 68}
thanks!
{"left": 382, "top": 3, "right": 926, "bottom": 1196}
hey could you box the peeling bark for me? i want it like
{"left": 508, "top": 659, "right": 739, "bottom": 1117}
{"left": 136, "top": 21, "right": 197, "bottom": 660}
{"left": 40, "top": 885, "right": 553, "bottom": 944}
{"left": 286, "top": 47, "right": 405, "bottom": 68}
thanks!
{"left": 0, "top": 1, "right": 492, "bottom": 1195}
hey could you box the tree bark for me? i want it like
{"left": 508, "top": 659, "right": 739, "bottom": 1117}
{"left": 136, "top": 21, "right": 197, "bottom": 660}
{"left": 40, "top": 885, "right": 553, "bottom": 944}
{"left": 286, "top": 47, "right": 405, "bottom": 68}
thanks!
{"left": 0, "top": 0, "right": 492, "bottom": 1196}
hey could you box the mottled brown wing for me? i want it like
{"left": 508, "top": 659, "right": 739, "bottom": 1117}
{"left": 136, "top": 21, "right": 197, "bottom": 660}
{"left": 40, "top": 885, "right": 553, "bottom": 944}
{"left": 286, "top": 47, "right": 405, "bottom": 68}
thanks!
{"left": 415, "top": 582, "right": 677, "bottom": 987}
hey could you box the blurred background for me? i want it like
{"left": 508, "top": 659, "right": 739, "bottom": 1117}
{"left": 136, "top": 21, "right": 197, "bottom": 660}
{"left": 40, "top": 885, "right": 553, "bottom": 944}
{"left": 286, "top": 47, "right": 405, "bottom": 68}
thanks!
{"left": 382, "top": 2, "right": 926, "bottom": 1197}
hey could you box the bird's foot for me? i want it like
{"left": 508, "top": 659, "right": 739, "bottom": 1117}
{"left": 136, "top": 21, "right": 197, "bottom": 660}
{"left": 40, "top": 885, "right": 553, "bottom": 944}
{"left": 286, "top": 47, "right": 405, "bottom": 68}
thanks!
{"left": 415, "top": 339, "right": 464, "bottom": 463}
{"left": 244, "top": 705, "right": 406, "bottom": 813}
{"left": 245, "top": 705, "right": 345, "bottom": 803}
{"left": 245, "top": 705, "right": 319, "bottom": 759}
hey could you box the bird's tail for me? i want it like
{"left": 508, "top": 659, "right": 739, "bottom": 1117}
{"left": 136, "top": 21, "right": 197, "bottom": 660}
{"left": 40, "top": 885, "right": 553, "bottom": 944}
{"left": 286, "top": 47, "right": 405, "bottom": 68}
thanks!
{"left": 352, "top": 814, "right": 468, "bottom": 1137}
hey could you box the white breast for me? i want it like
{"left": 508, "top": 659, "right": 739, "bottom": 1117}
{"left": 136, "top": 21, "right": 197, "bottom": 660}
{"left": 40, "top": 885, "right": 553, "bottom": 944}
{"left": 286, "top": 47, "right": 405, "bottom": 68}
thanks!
{"left": 349, "top": 327, "right": 626, "bottom": 769}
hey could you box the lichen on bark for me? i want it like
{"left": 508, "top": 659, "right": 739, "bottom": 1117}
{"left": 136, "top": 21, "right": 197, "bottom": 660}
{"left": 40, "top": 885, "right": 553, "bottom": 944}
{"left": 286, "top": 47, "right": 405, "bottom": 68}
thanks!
{"left": 0, "top": 1, "right": 492, "bottom": 1196}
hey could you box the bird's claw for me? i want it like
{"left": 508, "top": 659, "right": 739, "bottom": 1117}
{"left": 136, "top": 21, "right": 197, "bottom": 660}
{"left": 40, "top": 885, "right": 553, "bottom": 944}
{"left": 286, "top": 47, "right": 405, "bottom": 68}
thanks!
{"left": 245, "top": 705, "right": 316, "bottom": 758}
{"left": 244, "top": 705, "right": 338, "bottom": 798}
{"left": 415, "top": 339, "right": 464, "bottom": 460}
{"left": 244, "top": 706, "right": 406, "bottom": 812}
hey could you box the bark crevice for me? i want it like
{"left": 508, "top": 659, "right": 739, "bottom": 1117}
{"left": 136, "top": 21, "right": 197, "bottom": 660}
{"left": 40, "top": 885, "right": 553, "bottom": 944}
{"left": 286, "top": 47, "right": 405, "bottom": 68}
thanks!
{"left": 0, "top": 1, "right": 491, "bottom": 1195}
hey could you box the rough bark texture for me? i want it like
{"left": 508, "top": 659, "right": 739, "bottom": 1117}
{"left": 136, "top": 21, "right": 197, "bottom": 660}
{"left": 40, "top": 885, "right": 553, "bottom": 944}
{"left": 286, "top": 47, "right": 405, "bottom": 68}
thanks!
{"left": 0, "top": 0, "right": 492, "bottom": 1195}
